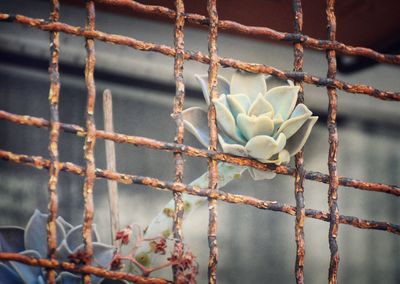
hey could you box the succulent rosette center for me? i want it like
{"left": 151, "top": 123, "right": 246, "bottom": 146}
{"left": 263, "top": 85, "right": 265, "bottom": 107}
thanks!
{"left": 182, "top": 71, "right": 318, "bottom": 179}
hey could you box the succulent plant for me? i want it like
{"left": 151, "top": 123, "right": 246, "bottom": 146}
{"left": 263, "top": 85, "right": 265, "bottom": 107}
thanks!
{"left": 0, "top": 209, "right": 115, "bottom": 283}
{"left": 183, "top": 71, "right": 318, "bottom": 179}
{"left": 131, "top": 72, "right": 318, "bottom": 275}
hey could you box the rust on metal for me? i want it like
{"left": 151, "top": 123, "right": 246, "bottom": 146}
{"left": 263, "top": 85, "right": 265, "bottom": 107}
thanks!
{"left": 1, "top": 110, "right": 399, "bottom": 197}
{"left": 1, "top": 13, "right": 400, "bottom": 101}
{"left": 292, "top": 1, "right": 305, "bottom": 283}
{"left": 326, "top": 1, "right": 340, "bottom": 283}
{"left": 0, "top": 253, "right": 171, "bottom": 284}
{"left": 0, "top": 0, "right": 400, "bottom": 282}
{"left": 46, "top": 1, "right": 61, "bottom": 283}
{"left": 171, "top": 0, "right": 186, "bottom": 281}
{"left": 1, "top": 149, "right": 400, "bottom": 236}
{"left": 93, "top": 0, "right": 400, "bottom": 65}
{"left": 82, "top": 2, "right": 97, "bottom": 283}
{"left": 206, "top": 0, "right": 219, "bottom": 283}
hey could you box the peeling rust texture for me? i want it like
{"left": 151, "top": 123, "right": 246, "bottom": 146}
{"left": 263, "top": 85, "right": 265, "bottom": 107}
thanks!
{"left": 82, "top": 2, "right": 97, "bottom": 283}
{"left": 326, "top": 1, "right": 340, "bottom": 283}
{"left": 1, "top": 0, "right": 400, "bottom": 282}
{"left": 1, "top": 149, "right": 399, "bottom": 236}
{"left": 1, "top": 13, "right": 400, "bottom": 101}
{"left": 171, "top": 0, "right": 185, "bottom": 281}
{"left": 46, "top": 1, "right": 60, "bottom": 283}
{"left": 92, "top": 0, "right": 400, "bottom": 65}
{"left": 0, "top": 253, "right": 171, "bottom": 284}
{"left": 207, "top": 1, "right": 219, "bottom": 283}
{"left": 292, "top": 1, "right": 305, "bottom": 283}
{"left": 1, "top": 110, "right": 399, "bottom": 197}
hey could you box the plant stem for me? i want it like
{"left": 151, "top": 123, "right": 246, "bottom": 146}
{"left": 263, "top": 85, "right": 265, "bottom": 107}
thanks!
{"left": 131, "top": 163, "right": 247, "bottom": 273}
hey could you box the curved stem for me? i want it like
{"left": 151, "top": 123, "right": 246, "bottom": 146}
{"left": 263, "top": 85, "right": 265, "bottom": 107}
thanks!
{"left": 131, "top": 163, "right": 247, "bottom": 272}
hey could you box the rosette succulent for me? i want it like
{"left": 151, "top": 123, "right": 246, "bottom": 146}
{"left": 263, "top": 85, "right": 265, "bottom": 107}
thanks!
{"left": 183, "top": 71, "right": 318, "bottom": 179}
{"left": 0, "top": 210, "right": 115, "bottom": 283}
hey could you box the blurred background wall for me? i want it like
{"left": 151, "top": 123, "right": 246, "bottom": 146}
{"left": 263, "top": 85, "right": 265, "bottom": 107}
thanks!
{"left": 0, "top": 0, "right": 399, "bottom": 283}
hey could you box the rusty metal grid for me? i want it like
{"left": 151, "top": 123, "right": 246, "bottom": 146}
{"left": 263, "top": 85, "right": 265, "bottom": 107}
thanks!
{"left": 0, "top": 0, "right": 399, "bottom": 283}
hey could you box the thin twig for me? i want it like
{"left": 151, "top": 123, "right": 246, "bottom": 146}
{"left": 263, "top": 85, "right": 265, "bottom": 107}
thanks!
{"left": 102, "top": 89, "right": 120, "bottom": 246}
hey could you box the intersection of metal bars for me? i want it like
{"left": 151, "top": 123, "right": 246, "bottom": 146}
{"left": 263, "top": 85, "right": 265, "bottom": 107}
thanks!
{"left": 0, "top": 0, "right": 399, "bottom": 283}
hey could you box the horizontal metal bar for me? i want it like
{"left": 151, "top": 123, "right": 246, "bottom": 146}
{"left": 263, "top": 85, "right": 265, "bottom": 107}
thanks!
{"left": 93, "top": 0, "right": 400, "bottom": 65}
{"left": 1, "top": 148, "right": 399, "bottom": 235}
{"left": 0, "top": 252, "right": 170, "bottom": 283}
{"left": 1, "top": 109, "right": 399, "bottom": 196}
{"left": 0, "top": 13, "right": 399, "bottom": 101}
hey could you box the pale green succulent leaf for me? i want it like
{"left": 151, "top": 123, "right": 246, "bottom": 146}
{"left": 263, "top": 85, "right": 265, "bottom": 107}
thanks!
{"left": 55, "top": 240, "right": 72, "bottom": 263}
{"left": 72, "top": 243, "right": 115, "bottom": 284}
{"left": 277, "top": 149, "right": 290, "bottom": 164}
{"left": 0, "top": 227, "right": 25, "bottom": 253}
{"left": 25, "top": 209, "right": 66, "bottom": 257}
{"left": 248, "top": 93, "right": 274, "bottom": 116}
{"left": 262, "top": 149, "right": 290, "bottom": 165}
{"left": 265, "top": 74, "right": 293, "bottom": 90}
{"left": 237, "top": 113, "right": 274, "bottom": 140}
{"left": 273, "top": 113, "right": 284, "bottom": 131}
{"left": 248, "top": 168, "right": 276, "bottom": 180}
{"left": 285, "top": 116, "right": 318, "bottom": 156}
{"left": 56, "top": 216, "right": 73, "bottom": 234}
{"left": 226, "top": 93, "right": 251, "bottom": 119}
{"left": 217, "top": 128, "right": 248, "bottom": 149}
{"left": 10, "top": 250, "right": 42, "bottom": 283}
{"left": 214, "top": 96, "right": 246, "bottom": 144}
{"left": 182, "top": 107, "right": 210, "bottom": 148}
{"left": 230, "top": 71, "right": 266, "bottom": 102}
{"left": 0, "top": 263, "right": 21, "bottom": 284}
{"left": 276, "top": 103, "right": 312, "bottom": 139}
{"left": 65, "top": 224, "right": 99, "bottom": 252}
{"left": 195, "top": 74, "right": 230, "bottom": 105}
{"left": 93, "top": 243, "right": 116, "bottom": 268}
{"left": 265, "top": 86, "right": 299, "bottom": 121}
{"left": 218, "top": 134, "right": 247, "bottom": 157}
{"left": 56, "top": 272, "right": 81, "bottom": 284}
{"left": 245, "top": 133, "right": 286, "bottom": 161}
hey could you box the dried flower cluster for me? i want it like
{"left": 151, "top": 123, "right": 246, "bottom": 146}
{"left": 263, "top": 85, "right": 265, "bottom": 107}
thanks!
{"left": 112, "top": 224, "right": 198, "bottom": 282}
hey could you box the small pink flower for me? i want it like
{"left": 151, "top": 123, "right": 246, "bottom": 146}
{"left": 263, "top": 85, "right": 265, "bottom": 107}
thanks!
{"left": 116, "top": 225, "right": 133, "bottom": 245}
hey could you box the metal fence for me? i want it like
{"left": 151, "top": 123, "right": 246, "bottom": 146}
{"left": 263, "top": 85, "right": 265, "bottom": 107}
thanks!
{"left": 0, "top": 0, "right": 399, "bottom": 283}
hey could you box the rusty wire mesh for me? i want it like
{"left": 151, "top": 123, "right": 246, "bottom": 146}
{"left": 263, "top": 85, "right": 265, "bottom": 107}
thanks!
{"left": 0, "top": 0, "right": 399, "bottom": 283}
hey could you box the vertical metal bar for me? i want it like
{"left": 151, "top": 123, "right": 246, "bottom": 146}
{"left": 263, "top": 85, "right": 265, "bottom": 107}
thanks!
{"left": 172, "top": 0, "right": 185, "bottom": 281}
{"left": 326, "top": 0, "right": 340, "bottom": 283}
{"left": 102, "top": 90, "right": 120, "bottom": 246}
{"left": 292, "top": 1, "right": 306, "bottom": 283}
{"left": 207, "top": 0, "right": 219, "bottom": 283}
{"left": 47, "top": 0, "right": 60, "bottom": 282}
{"left": 82, "top": 1, "right": 97, "bottom": 283}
